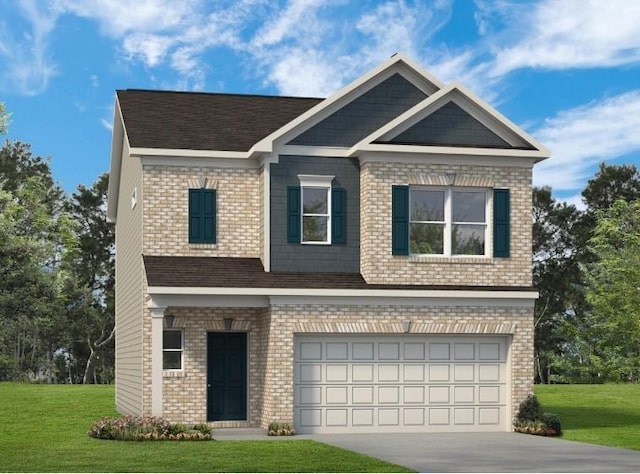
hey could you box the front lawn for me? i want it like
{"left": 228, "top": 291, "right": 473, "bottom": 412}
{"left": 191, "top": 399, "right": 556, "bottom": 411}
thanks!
{"left": 535, "top": 384, "right": 640, "bottom": 451}
{"left": 0, "top": 383, "right": 411, "bottom": 472}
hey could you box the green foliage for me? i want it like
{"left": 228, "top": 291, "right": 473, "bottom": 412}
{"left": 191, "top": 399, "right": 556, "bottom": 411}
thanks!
{"left": 88, "top": 416, "right": 212, "bottom": 441}
{"left": 268, "top": 421, "right": 295, "bottom": 436}
{"left": 541, "top": 413, "right": 562, "bottom": 434}
{"left": 584, "top": 199, "right": 640, "bottom": 382}
{"left": 514, "top": 394, "right": 561, "bottom": 436}
{"left": 516, "top": 394, "right": 543, "bottom": 422}
{"left": 0, "top": 102, "right": 10, "bottom": 135}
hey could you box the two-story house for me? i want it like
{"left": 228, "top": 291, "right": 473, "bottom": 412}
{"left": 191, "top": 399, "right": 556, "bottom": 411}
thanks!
{"left": 107, "top": 53, "right": 548, "bottom": 434}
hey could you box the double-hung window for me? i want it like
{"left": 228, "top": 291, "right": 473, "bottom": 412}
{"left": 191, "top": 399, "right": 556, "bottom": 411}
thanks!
{"left": 163, "top": 329, "right": 183, "bottom": 370}
{"left": 409, "top": 187, "right": 488, "bottom": 256}
{"left": 287, "top": 175, "right": 346, "bottom": 245}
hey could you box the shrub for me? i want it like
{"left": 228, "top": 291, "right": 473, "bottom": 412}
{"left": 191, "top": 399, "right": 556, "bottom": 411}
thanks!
{"left": 541, "top": 413, "right": 562, "bottom": 435}
{"left": 88, "top": 416, "right": 212, "bottom": 441}
{"left": 516, "top": 394, "right": 543, "bottom": 422}
{"left": 268, "top": 421, "right": 295, "bottom": 436}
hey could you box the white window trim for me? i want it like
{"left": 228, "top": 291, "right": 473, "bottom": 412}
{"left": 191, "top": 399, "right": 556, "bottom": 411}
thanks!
{"left": 410, "top": 185, "right": 489, "bottom": 257}
{"left": 162, "top": 328, "right": 184, "bottom": 372}
{"left": 298, "top": 175, "right": 334, "bottom": 245}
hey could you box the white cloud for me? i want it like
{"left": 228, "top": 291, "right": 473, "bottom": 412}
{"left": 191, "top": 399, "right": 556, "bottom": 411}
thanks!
{"left": 477, "top": 0, "right": 640, "bottom": 77}
{"left": 533, "top": 90, "right": 640, "bottom": 191}
{"left": 0, "top": 0, "right": 58, "bottom": 95}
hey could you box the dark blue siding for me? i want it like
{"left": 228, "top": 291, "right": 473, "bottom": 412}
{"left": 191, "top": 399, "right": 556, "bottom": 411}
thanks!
{"left": 270, "top": 155, "right": 360, "bottom": 273}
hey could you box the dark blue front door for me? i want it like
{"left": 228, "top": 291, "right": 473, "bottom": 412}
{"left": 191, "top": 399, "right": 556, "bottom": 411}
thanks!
{"left": 207, "top": 332, "right": 247, "bottom": 421}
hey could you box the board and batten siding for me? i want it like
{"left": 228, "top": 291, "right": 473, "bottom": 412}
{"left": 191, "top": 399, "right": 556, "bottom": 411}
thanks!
{"left": 115, "top": 138, "right": 144, "bottom": 416}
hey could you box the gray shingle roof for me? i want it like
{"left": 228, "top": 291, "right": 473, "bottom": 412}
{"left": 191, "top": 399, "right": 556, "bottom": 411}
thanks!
{"left": 143, "top": 255, "right": 533, "bottom": 292}
{"left": 117, "top": 90, "right": 322, "bottom": 152}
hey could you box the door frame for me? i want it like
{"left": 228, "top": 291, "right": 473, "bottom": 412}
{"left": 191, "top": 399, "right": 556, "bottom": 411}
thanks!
{"left": 206, "top": 331, "right": 250, "bottom": 422}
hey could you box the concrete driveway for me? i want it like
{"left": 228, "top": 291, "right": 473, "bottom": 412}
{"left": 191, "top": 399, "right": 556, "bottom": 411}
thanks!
{"left": 310, "top": 432, "right": 640, "bottom": 472}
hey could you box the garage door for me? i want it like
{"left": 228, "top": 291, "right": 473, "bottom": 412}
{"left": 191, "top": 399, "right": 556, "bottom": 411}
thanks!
{"left": 294, "top": 335, "right": 509, "bottom": 434}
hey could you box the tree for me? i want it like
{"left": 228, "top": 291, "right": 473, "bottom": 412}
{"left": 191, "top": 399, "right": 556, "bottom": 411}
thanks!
{"left": 66, "top": 174, "right": 115, "bottom": 384}
{"left": 532, "top": 187, "right": 584, "bottom": 383}
{"left": 0, "top": 102, "right": 10, "bottom": 135}
{"left": 584, "top": 200, "right": 640, "bottom": 381}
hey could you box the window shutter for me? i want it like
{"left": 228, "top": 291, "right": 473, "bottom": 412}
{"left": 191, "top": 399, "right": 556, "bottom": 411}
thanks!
{"left": 493, "top": 189, "right": 510, "bottom": 258}
{"left": 331, "top": 187, "right": 346, "bottom": 244}
{"left": 392, "top": 185, "right": 409, "bottom": 255}
{"left": 203, "top": 189, "right": 216, "bottom": 244}
{"left": 189, "top": 189, "right": 202, "bottom": 243}
{"left": 287, "top": 186, "right": 301, "bottom": 243}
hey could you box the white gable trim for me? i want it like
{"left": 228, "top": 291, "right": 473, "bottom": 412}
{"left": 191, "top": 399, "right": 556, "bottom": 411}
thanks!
{"left": 106, "top": 96, "right": 127, "bottom": 223}
{"left": 348, "top": 82, "right": 549, "bottom": 160}
{"left": 250, "top": 53, "right": 444, "bottom": 155}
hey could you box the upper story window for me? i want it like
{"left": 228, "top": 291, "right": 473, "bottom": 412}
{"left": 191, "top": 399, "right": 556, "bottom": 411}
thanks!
{"left": 287, "top": 175, "right": 346, "bottom": 245}
{"left": 410, "top": 187, "right": 487, "bottom": 256}
{"left": 188, "top": 188, "right": 216, "bottom": 244}
{"left": 163, "top": 329, "right": 183, "bottom": 371}
{"left": 393, "top": 185, "right": 510, "bottom": 258}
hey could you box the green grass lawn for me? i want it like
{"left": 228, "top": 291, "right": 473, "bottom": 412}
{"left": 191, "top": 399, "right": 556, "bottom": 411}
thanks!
{"left": 535, "top": 384, "right": 640, "bottom": 451}
{"left": 0, "top": 383, "right": 411, "bottom": 472}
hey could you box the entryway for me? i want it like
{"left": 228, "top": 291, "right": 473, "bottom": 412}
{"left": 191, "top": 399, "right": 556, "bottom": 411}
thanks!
{"left": 207, "top": 332, "right": 247, "bottom": 421}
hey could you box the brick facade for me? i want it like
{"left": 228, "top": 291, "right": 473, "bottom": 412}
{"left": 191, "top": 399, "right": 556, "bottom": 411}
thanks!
{"left": 360, "top": 161, "right": 533, "bottom": 286}
{"left": 143, "top": 165, "right": 261, "bottom": 257}
{"left": 145, "top": 302, "right": 533, "bottom": 428}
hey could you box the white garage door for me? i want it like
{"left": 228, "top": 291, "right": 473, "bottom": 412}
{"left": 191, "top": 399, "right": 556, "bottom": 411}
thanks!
{"left": 294, "top": 335, "right": 509, "bottom": 434}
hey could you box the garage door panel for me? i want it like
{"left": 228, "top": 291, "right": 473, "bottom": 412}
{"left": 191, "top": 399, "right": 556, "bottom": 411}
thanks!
{"left": 294, "top": 336, "right": 509, "bottom": 434}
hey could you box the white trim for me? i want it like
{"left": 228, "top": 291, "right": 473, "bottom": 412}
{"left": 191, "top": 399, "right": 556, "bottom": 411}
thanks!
{"left": 149, "top": 294, "right": 269, "bottom": 308}
{"left": 148, "top": 306, "right": 166, "bottom": 417}
{"left": 249, "top": 54, "right": 444, "bottom": 155}
{"left": 358, "top": 151, "right": 537, "bottom": 168}
{"left": 106, "top": 96, "right": 126, "bottom": 223}
{"left": 297, "top": 174, "right": 335, "bottom": 187}
{"left": 148, "top": 286, "right": 538, "bottom": 299}
{"left": 350, "top": 83, "right": 549, "bottom": 160}
{"left": 162, "top": 328, "right": 184, "bottom": 372}
{"left": 141, "top": 156, "right": 260, "bottom": 169}
{"left": 131, "top": 147, "right": 249, "bottom": 159}
{"left": 261, "top": 156, "right": 272, "bottom": 271}
{"left": 269, "top": 295, "right": 534, "bottom": 308}
{"left": 355, "top": 143, "right": 547, "bottom": 159}
{"left": 279, "top": 145, "right": 351, "bottom": 157}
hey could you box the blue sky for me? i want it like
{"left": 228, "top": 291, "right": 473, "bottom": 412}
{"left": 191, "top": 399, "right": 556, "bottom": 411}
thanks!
{"left": 1, "top": 0, "right": 640, "bottom": 207}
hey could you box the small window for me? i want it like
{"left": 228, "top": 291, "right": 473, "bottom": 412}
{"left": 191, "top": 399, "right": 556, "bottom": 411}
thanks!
{"left": 163, "top": 329, "right": 183, "bottom": 370}
{"left": 410, "top": 187, "right": 487, "bottom": 256}
{"left": 298, "top": 175, "right": 334, "bottom": 245}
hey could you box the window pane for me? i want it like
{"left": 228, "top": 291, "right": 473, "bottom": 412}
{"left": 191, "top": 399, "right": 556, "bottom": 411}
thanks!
{"left": 303, "top": 187, "right": 328, "bottom": 214}
{"left": 410, "top": 223, "right": 444, "bottom": 254}
{"left": 163, "top": 330, "right": 182, "bottom": 350}
{"left": 452, "top": 191, "right": 485, "bottom": 223}
{"left": 303, "top": 216, "right": 328, "bottom": 242}
{"left": 163, "top": 352, "right": 182, "bottom": 370}
{"left": 411, "top": 190, "right": 444, "bottom": 221}
{"left": 452, "top": 224, "right": 485, "bottom": 255}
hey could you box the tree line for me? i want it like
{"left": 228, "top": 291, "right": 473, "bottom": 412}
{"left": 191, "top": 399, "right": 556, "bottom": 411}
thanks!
{"left": 0, "top": 102, "right": 639, "bottom": 384}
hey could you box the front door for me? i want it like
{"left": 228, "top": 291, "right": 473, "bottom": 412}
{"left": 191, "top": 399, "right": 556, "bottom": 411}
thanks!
{"left": 207, "top": 332, "right": 247, "bottom": 421}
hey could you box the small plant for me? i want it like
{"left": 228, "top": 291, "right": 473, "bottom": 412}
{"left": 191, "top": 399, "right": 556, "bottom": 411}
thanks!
{"left": 513, "top": 394, "right": 561, "bottom": 436}
{"left": 88, "top": 416, "right": 212, "bottom": 441}
{"left": 516, "top": 394, "right": 543, "bottom": 422}
{"left": 268, "top": 421, "right": 295, "bottom": 436}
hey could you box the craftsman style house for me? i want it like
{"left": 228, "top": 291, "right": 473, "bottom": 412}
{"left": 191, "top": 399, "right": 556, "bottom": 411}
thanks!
{"left": 107, "top": 54, "right": 548, "bottom": 434}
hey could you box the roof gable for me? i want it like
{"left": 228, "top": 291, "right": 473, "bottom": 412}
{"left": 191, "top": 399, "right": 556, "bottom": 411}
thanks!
{"left": 379, "top": 101, "right": 514, "bottom": 149}
{"left": 286, "top": 73, "right": 427, "bottom": 147}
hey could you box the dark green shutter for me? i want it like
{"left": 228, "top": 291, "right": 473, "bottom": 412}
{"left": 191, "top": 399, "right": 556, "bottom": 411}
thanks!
{"left": 331, "top": 187, "right": 346, "bottom": 244}
{"left": 203, "top": 189, "right": 216, "bottom": 243}
{"left": 189, "top": 189, "right": 216, "bottom": 244}
{"left": 493, "top": 189, "right": 510, "bottom": 257}
{"left": 287, "top": 186, "right": 301, "bottom": 243}
{"left": 392, "top": 185, "right": 409, "bottom": 255}
{"left": 189, "top": 189, "right": 202, "bottom": 243}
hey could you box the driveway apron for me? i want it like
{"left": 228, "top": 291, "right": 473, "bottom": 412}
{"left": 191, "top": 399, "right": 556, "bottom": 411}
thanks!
{"left": 310, "top": 432, "right": 640, "bottom": 472}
